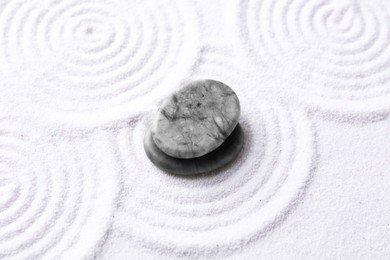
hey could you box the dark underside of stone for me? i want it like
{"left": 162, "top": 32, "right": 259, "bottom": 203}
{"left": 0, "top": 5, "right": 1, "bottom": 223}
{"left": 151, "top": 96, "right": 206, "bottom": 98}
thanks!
{"left": 144, "top": 124, "right": 244, "bottom": 176}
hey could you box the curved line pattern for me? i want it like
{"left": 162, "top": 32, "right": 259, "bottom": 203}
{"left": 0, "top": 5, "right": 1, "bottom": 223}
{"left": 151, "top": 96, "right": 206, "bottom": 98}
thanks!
{"left": 234, "top": 0, "right": 390, "bottom": 119}
{"left": 0, "top": 0, "right": 200, "bottom": 126}
{"left": 0, "top": 121, "right": 117, "bottom": 259}
{"left": 111, "top": 98, "right": 314, "bottom": 256}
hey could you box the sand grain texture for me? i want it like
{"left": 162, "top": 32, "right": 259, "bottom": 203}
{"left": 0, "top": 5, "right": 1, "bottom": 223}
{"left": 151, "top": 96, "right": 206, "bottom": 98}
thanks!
{"left": 0, "top": 0, "right": 389, "bottom": 259}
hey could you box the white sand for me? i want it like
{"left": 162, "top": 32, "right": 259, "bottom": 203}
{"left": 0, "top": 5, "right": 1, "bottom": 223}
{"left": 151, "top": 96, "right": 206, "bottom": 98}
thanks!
{"left": 0, "top": 0, "right": 389, "bottom": 259}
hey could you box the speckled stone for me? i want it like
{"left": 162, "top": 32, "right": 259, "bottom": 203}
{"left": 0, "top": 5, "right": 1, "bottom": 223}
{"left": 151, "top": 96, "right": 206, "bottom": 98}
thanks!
{"left": 144, "top": 124, "right": 244, "bottom": 175}
{"left": 151, "top": 79, "right": 241, "bottom": 159}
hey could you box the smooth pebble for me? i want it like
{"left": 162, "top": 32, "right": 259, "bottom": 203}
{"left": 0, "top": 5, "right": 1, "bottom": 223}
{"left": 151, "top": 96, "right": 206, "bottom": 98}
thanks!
{"left": 144, "top": 124, "right": 244, "bottom": 175}
{"left": 151, "top": 79, "right": 241, "bottom": 159}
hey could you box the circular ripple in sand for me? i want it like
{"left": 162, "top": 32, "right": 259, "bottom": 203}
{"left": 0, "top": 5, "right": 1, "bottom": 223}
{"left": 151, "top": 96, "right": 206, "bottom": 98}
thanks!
{"left": 233, "top": 0, "right": 390, "bottom": 120}
{"left": 0, "top": 121, "right": 117, "bottom": 259}
{"left": 112, "top": 98, "right": 314, "bottom": 256}
{"left": 0, "top": 0, "right": 199, "bottom": 126}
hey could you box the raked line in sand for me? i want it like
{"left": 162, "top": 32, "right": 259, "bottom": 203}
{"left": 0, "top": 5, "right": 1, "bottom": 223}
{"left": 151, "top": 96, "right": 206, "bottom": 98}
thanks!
{"left": 0, "top": 0, "right": 200, "bottom": 127}
{"left": 109, "top": 96, "right": 315, "bottom": 257}
{"left": 0, "top": 119, "right": 117, "bottom": 259}
{"left": 232, "top": 0, "right": 390, "bottom": 121}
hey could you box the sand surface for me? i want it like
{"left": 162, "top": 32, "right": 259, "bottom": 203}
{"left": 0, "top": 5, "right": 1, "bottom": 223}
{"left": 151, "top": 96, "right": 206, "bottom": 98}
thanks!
{"left": 0, "top": 0, "right": 389, "bottom": 259}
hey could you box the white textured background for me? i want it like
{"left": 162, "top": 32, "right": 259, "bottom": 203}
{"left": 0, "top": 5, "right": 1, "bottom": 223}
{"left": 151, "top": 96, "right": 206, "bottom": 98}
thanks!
{"left": 0, "top": 0, "right": 390, "bottom": 259}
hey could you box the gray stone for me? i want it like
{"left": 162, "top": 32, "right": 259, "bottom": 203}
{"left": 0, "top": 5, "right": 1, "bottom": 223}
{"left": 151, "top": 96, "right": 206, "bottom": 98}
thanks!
{"left": 144, "top": 124, "right": 244, "bottom": 176}
{"left": 151, "top": 79, "right": 241, "bottom": 159}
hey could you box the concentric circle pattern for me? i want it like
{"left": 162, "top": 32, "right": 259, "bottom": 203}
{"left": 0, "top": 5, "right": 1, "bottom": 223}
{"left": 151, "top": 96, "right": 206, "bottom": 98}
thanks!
{"left": 0, "top": 0, "right": 199, "bottom": 126}
{"left": 234, "top": 0, "right": 390, "bottom": 119}
{"left": 112, "top": 98, "right": 314, "bottom": 256}
{"left": 0, "top": 120, "right": 117, "bottom": 259}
